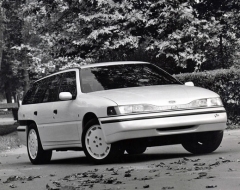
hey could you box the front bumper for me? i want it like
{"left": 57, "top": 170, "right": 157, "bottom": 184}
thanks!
{"left": 99, "top": 107, "right": 227, "bottom": 144}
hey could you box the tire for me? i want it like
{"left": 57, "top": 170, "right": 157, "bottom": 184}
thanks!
{"left": 126, "top": 146, "right": 147, "bottom": 155}
{"left": 182, "top": 131, "right": 224, "bottom": 154}
{"left": 82, "top": 119, "right": 124, "bottom": 164}
{"left": 27, "top": 123, "right": 52, "bottom": 164}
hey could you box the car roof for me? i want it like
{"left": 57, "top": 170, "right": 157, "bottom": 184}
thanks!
{"left": 80, "top": 61, "right": 149, "bottom": 69}
{"left": 33, "top": 61, "right": 149, "bottom": 83}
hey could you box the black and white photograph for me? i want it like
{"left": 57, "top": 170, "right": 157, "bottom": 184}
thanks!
{"left": 0, "top": 0, "right": 239, "bottom": 189}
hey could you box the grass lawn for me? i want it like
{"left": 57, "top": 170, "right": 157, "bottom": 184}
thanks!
{"left": 0, "top": 110, "right": 13, "bottom": 118}
{"left": 0, "top": 121, "right": 21, "bottom": 152}
{"left": 0, "top": 131, "right": 21, "bottom": 152}
{"left": 0, "top": 123, "right": 19, "bottom": 135}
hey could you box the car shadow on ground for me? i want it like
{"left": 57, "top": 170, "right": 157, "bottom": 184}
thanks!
{"left": 48, "top": 151, "right": 224, "bottom": 166}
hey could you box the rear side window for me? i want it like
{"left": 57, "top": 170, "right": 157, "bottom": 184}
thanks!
{"left": 22, "top": 78, "right": 51, "bottom": 105}
{"left": 22, "top": 71, "right": 76, "bottom": 104}
{"left": 32, "top": 78, "right": 49, "bottom": 104}
{"left": 22, "top": 83, "right": 39, "bottom": 105}
{"left": 22, "top": 74, "right": 63, "bottom": 104}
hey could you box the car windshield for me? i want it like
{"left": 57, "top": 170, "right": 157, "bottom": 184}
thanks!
{"left": 80, "top": 63, "right": 181, "bottom": 93}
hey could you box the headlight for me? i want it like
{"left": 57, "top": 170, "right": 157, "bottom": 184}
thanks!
{"left": 118, "top": 104, "right": 159, "bottom": 114}
{"left": 107, "top": 97, "right": 223, "bottom": 115}
{"left": 190, "top": 97, "right": 223, "bottom": 108}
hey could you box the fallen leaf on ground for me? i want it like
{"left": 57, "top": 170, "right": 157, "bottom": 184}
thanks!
{"left": 106, "top": 168, "right": 115, "bottom": 171}
{"left": 52, "top": 181, "right": 61, "bottom": 187}
{"left": 162, "top": 187, "right": 174, "bottom": 189}
{"left": 141, "top": 176, "right": 153, "bottom": 180}
{"left": 46, "top": 183, "right": 60, "bottom": 190}
{"left": 206, "top": 185, "right": 217, "bottom": 188}
{"left": 27, "top": 175, "right": 41, "bottom": 181}
{"left": 209, "top": 162, "right": 220, "bottom": 167}
{"left": 222, "top": 159, "right": 231, "bottom": 163}
{"left": 207, "top": 176, "right": 216, "bottom": 179}
{"left": 190, "top": 159, "right": 201, "bottom": 162}
{"left": 60, "top": 186, "right": 76, "bottom": 190}
{"left": 156, "top": 162, "right": 165, "bottom": 167}
{"left": 124, "top": 173, "right": 131, "bottom": 177}
{"left": 195, "top": 172, "right": 208, "bottom": 179}
{"left": 149, "top": 169, "right": 157, "bottom": 173}
{"left": 9, "top": 184, "right": 17, "bottom": 188}
{"left": 143, "top": 184, "right": 150, "bottom": 188}
{"left": 194, "top": 163, "right": 205, "bottom": 166}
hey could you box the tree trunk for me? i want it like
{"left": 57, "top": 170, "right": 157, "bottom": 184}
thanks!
{"left": 219, "top": 34, "right": 223, "bottom": 68}
{"left": 4, "top": 81, "right": 12, "bottom": 110}
{"left": 0, "top": 3, "right": 4, "bottom": 70}
{"left": 22, "top": 0, "right": 31, "bottom": 95}
{"left": 23, "top": 56, "right": 30, "bottom": 96}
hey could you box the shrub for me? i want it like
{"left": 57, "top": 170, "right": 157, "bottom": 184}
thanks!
{"left": 175, "top": 68, "right": 240, "bottom": 125}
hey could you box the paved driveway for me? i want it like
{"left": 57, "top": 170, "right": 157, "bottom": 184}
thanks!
{"left": 0, "top": 130, "right": 240, "bottom": 190}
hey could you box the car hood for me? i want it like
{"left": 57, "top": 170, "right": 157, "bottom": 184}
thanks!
{"left": 89, "top": 85, "right": 219, "bottom": 106}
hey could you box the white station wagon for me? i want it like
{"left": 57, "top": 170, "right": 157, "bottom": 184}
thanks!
{"left": 17, "top": 61, "right": 227, "bottom": 164}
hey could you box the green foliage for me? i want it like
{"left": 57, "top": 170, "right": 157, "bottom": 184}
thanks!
{"left": 0, "top": 0, "right": 25, "bottom": 101}
{"left": 17, "top": 0, "right": 240, "bottom": 73}
{"left": 1, "top": 0, "right": 240, "bottom": 97}
{"left": 0, "top": 123, "right": 19, "bottom": 136}
{"left": 193, "top": 0, "right": 240, "bottom": 70}
{"left": 176, "top": 68, "right": 240, "bottom": 125}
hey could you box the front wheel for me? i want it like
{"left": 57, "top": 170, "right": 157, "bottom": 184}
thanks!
{"left": 82, "top": 119, "right": 124, "bottom": 164}
{"left": 182, "top": 131, "right": 224, "bottom": 154}
{"left": 27, "top": 124, "right": 52, "bottom": 164}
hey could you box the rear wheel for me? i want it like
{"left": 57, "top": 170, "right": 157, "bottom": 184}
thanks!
{"left": 27, "top": 123, "right": 52, "bottom": 164}
{"left": 82, "top": 119, "right": 124, "bottom": 164}
{"left": 182, "top": 131, "right": 224, "bottom": 154}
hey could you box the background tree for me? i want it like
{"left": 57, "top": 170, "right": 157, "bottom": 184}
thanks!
{"left": 0, "top": 0, "right": 25, "bottom": 103}
{"left": 21, "top": 0, "right": 238, "bottom": 74}
{"left": 1, "top": 0, "right": 240, "bottom": 98}
{"left": 193, "top": 0, "right": 240, "bottom": 70}
{"left": 0, "top": 1, "right": 3, "bottom": 70}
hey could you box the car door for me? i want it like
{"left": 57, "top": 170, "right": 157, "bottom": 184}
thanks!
{"left": 42, "top": 71, "right": 80, "bottom": 146}
{"left": 20, "top": 79, "right": 53, "bottom": 129}
{"left": 37, "top": 74, "right": 64, "bottom": 145}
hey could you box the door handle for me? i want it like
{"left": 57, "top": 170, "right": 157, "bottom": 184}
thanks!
{"left": 53, "top": 110, "right": 57, "bottom": 114}
{"left": 34, "top": 111, "right": 37, "bottom": 116}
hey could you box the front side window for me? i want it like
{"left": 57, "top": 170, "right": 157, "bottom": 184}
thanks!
{"left": 42, "top": 74, "right": 63, "bottom": 102}
{"left": 80, "top": 63, "right": 181, "bottom": 93}
{"left": 59, "top": 71, "right": 77, "bottom": 98}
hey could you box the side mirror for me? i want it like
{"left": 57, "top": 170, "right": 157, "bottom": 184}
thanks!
{"left": 185, "top": 81, "right": 194, "bottom": 86}
{"left": 59, "top": 92, "right": 73, "bottom": 101}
